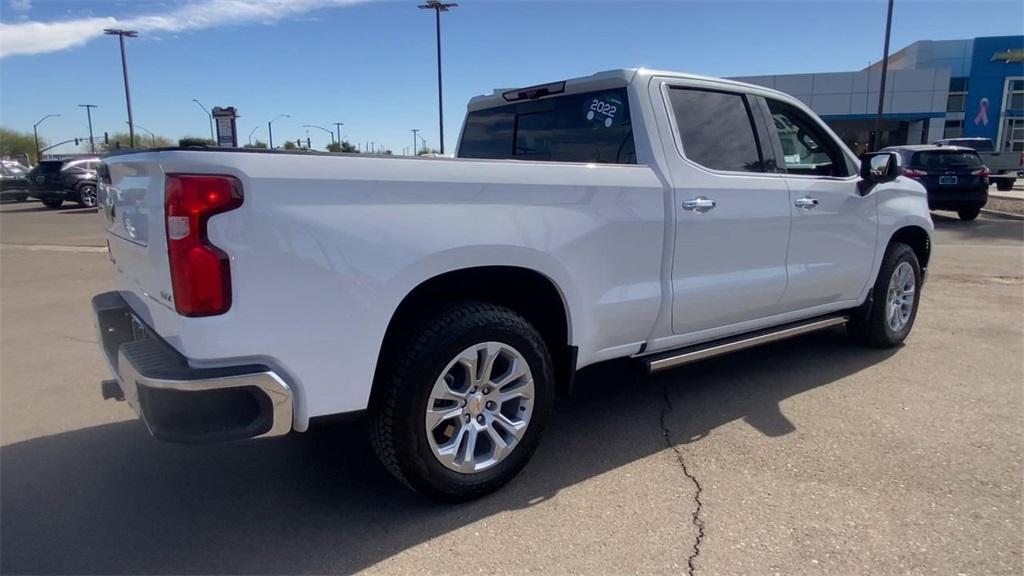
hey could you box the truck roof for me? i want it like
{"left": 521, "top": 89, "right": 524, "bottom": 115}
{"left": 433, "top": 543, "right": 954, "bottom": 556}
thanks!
{"left": 466, "top": 68, "right": 795, "bottom": 112}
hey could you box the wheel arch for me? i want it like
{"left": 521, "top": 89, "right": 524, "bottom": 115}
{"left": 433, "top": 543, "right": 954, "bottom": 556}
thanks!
{"left": 374, "top": 265, "right": 576, "bottom": 397}
{"left": 887, "top": 225, "right": 931, "bottom": 274}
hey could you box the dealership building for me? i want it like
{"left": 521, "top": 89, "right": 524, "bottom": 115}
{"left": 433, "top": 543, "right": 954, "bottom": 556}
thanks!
{"left": 732, "top": 35, "right": 1023, "bottom": 152}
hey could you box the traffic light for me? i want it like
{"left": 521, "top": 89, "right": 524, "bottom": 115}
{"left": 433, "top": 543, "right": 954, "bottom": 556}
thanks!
{"left": 104, "top": 132, "right": 109, "bottom": 144}
{"left": 74, "top": 138, "right": 80, "bottom": 146}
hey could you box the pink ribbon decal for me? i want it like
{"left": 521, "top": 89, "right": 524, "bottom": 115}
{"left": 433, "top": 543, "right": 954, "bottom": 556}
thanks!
{"left": 974, "top": 97, "right": 989, "bottom": 126}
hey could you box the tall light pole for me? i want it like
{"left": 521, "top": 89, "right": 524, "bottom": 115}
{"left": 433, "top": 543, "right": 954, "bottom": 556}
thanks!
{"left": 248, "top": 126, "right": 260, "bottom": 146}
{"left": 192, "top": 99, "right": 215, "bottom": 142}
{"left": 268, "top": 114, "right": 289, "bottom": 149}
{"left": 104, "top": 29, "right": 138, "bottom": 148}
{"left": 411, "top": 128, "right": 420, "bottom": 156}
{"left": 33, "top": 113, "right": 60, "bottom": 162}
{"left": 303, "top": 124, "right": 336, "bottom": 146}
{"left": 77, "top": 105, "right": 98, "bottom": 153}
{"left": 872, "top": 0, "right": 895, "bottom": 151}
{"left": 132, "top": 123, "right": 157, "bottom": 147}
{"left": 418, "top": 0, "right": 457, "bottom": 155}
{"left": 333, "top": 122, "right": 344, "bottom": 146}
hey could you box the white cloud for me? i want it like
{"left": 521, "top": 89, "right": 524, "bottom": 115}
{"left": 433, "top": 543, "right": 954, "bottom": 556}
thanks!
{"left": 0, "top": 0, "right": 368, "bottom": 58}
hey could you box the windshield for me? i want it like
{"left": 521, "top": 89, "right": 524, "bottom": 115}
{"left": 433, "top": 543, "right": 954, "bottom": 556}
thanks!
{"left": 34, "top": 161, "right": 65, "bottom": 174}
{"left": 911, "top": 150, "right": 983, "bottom": 169}
{"left": 4, "top": 163, "right": 27, "bottom": 175}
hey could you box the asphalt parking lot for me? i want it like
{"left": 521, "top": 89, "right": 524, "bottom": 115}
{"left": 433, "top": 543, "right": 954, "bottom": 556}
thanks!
{"left": 1, "top": 199, "right": 1021, "bottom": 575}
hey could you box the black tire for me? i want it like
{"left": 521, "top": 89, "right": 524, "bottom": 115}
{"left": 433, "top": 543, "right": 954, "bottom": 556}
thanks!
{"left": 958, "top": 207, "right": 981, "bottom": 221}
{"left": 41, "top": 198, "right": 63, "bottom": 209}
{"left": 15, "top": 194, "right": 28, "bottom": 202}
{"left": 77, "top": 184, "right": 97, "bottom": 208}
{"left": 848, "top": 242, "right": 922, "bottom": 348}
{"left": 369, "top": 302, "right": 555, "bottom": 502}
{"left": 995, "top": 179, "right": 1014, "bottom": 192}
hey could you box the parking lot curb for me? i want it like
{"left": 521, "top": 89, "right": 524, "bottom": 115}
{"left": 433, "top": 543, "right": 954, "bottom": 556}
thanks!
{"left": 980, "top": 208, "right": 1024, "bottom": 220}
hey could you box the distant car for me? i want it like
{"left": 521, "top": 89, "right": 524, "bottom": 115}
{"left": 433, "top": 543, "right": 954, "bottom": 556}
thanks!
{"left": 27, "top": 157, "right": 100, "bottom": 209}
{"left": 0, "top": 161, "right": 31, "bottom": 202}
{"left": 884, "top": 144, "right": 988, "bottom": 220}
{"left": 932, "top": 137, "right": 1020, "bottom": 191}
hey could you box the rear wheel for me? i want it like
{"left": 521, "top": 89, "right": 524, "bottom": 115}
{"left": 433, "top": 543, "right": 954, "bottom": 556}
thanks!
{"left": 77, "top": 184, "right": 97, "bottom": 208}
{"left": 848, "top": 242, "right": 922, "bottom": 348}
{"left": 41, "top": 198, "right": 63, "bottom": 209}
{"left": 958, "top": 207, "right": 980, "bottom": 221}
{"left": 369, "top": 302, "right": 555, "bottom": 502}
{"left": 995, "top": 179, "right": 1014, "bottom": 192}
{"left": 14, "top": 194, "right": 28, "bottom": 202}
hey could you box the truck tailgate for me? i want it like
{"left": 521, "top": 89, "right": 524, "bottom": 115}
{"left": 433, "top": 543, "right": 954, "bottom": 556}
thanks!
{"left": 99, "top": 156, "right": 177, "bottom": 319}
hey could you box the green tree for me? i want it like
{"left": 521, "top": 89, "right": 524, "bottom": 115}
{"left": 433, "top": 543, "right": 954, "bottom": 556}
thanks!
{"left": 282, "top": 141, "right": 297, "bottom": 150}
{"left": 244, "top": 140, "right": 268, "bottom": 149}
{"left": 325, "top": 140, "right": 359, "bottom": 153}
{"left": 178, "top": 136, "right": 215, "bottom": 148}
{"left": 0, "top": 127, "right": 42, "bottom": 163}
{"left": 100, "top": 132, "right": 173, "bottom": 152}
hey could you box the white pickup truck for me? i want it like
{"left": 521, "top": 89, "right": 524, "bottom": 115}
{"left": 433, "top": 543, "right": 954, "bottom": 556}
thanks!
{"left": 94, "top": 69, "right": 933, "bottom": 501}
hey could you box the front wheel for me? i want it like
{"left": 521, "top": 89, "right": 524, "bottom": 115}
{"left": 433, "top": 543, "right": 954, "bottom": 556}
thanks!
{"left": 369, "top": 302, "right": 555, "bottom": 502}
{"left": 78, "top": 184, "right": 97, "bottom": 208}
{"left": 958, "top": 207, "right": 980, "bottom": 221}
{"left": 848, "top": 242, "right": 922, "bottom": 348}
{"left": 41, "top": 198, "right": 63, "bottom": 209}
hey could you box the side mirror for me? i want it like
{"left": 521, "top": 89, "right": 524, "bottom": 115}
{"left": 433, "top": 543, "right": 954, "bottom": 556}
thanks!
{"left": 858, "top": 152, "right": 899, "bottom": 195}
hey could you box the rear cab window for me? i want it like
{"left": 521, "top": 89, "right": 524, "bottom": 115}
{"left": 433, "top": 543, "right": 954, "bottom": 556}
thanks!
{"left": 458, "top": 87, "right": 636, "bottom": 164}
{"left": 667, "top": 87, "right": 768, "bottom": 173}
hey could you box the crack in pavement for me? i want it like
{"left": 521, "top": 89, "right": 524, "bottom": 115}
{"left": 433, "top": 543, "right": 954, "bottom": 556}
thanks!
{"left": 659, "top": 384, "right": 706, "bottom": 576}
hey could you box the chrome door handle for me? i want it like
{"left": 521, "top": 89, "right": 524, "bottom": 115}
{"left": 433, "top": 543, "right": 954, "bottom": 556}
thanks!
{"left": 682, "top": 197, "right": 716, "bottom": 213}
{"left": 794, "top": 196, "right": 819, "bottom": 210}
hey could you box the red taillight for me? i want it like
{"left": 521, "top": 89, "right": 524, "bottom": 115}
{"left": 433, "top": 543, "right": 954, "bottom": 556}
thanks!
{"left": 971, "top": 166, "right": 990, "bottom": 179}
{"left": 903, "top": 168, "right": 926, "bottom": 179}
{"left": 165, "top": 175, "right": 243, "bottom": 316}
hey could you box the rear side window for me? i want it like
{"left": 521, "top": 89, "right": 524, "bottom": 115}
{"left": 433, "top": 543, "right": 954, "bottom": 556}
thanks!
{"left": 911, "top": 150, "right": 983, "bottom": 169}
{"left": 458, "top": 87, "right": 636, "bottom": 164}
{"left": 668, "top": 87, "right": 765, "bottom": 173}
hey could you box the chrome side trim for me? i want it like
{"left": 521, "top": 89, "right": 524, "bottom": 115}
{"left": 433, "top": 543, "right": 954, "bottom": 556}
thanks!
{"left": 116, "top": 349, "right": 293, "bottom": 438}
{"left": 646, "top": 315, "right": 849, "bottom": 373}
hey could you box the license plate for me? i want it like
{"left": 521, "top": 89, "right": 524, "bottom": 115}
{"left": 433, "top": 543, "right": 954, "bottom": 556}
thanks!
{"left": 940, "top": 175, "right": 958, "bottom": 185}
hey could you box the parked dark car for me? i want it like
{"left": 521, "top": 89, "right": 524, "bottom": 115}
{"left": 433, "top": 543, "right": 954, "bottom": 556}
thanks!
{"left": 883, "top": 145, "right": 988, "bottom": 221}
{"left": 27, "top": 157, "right": 100, "bottom": 209}
{"left": 1, "top": 161, "right": 31, "bottom": 202}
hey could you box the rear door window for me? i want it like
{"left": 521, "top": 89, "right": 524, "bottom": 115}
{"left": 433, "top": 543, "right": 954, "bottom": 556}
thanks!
{"left": 911, "top": 150, "right": 983, "bottom": 169}
{"left": 668, "top": 87, "right": 766, "bottom": 173}
{"left": 459, "top": 87, "right": 636, "bottom": 164}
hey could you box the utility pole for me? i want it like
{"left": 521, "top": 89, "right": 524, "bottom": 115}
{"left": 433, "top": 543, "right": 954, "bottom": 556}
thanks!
{"left": 192, "top": 99, "right": 215, "bottom": 142}
{"left": 412, "top": 128, "right": 420, "bottom": 156}
{"left": 77, "top": 105, "right": 98, "bottom": 153}
{"left": 268, "top": 114, "right": 290, "bottom": 149}
{"left": 418, "top": 0, "right": 457, "bottom": 155}
{"left": 333, "top": 122, "right": 344, "bottom": 146}
{"left": 872, "top": 0, "right": 895, "bottom": 151}
{"left": 32, "top": 114, "right": 60, "bottom": 162}
{"left": 104, "top": 29, "right": 138, "bottom": 147}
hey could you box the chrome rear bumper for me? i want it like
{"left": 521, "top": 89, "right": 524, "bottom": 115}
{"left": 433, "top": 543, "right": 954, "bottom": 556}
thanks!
{"left": 92, "top": 291, "right": 293, "bottom": 443}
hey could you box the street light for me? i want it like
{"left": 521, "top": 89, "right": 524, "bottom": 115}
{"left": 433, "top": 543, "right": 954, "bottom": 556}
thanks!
{"left": 411, "top": 128, "right": 420, "bottom": 156}
{"left": 267, "top": 114, "right": 290, "bottom": 149}
{"left": 192, "top": 99, "right": 215, "bottom": 142}
{"left": 248, "top": 126, "right": 260, "bottom": 146}
{"left": 33, "top": 113, "right": 60, "bottom": 161}
{"left": 104, "top": 29, "right": 138, "bottom": 148}
{"left": 131, "top": 122, "right": 157, "bottom": 147}
{"left": 418, "top": 1, "right": 457, "bottom": 155}
{"left": 872, "top": 0, "right": 895, "bottom": 151}
{"left": 78, "top": 105, "right": 98, "bottom": 153}
{"left": 303, "top": 124, "right": 336, "bottom": 146}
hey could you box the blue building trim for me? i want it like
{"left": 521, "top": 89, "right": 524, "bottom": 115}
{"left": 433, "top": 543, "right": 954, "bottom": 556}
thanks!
{"left": 964, "top": 36, "right": 1024, "bottom": 141}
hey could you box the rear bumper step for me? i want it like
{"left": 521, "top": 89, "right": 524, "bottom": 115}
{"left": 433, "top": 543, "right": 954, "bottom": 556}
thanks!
{"left": 644, "top": 315, "right": 849, "bottom": 373}
{"left": 92, "top": 291, "right": 293, "bottom": 443}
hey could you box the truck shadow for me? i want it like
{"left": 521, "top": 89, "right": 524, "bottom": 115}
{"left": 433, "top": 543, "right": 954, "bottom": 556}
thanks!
{"left": 0, "top": 328, "right": 894, "bottom": 574}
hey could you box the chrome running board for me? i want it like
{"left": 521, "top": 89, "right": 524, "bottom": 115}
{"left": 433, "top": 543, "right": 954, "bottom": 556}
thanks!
{"left": 645, "top": 315, "right": 849, "bottom": 373}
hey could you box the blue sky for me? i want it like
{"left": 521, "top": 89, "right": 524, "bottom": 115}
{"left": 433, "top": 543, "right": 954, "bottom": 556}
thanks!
{"left": 1, "top": 0, "right": 1022, "bottom": 155}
